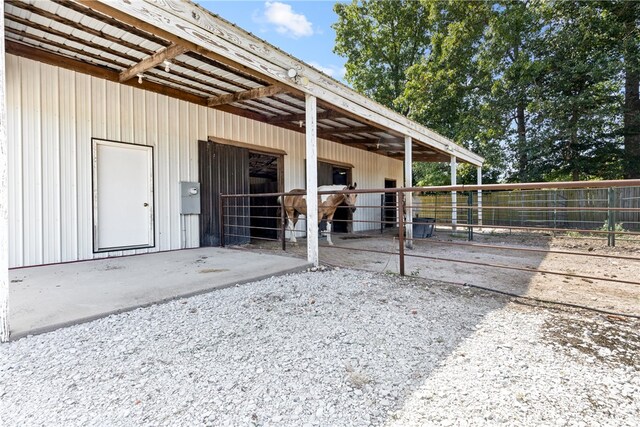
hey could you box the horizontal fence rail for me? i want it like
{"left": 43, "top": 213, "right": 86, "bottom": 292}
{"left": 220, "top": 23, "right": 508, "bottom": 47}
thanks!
{"left": 220, "top": 180, "right": 640, "bottom": 304}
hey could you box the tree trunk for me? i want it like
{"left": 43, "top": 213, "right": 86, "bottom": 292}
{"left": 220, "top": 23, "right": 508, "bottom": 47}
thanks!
{"left": 516, "top": 104, "right": 528, "bottom": 182}
{"left": 568, "top": 111, "right": 580, "bottom": 181}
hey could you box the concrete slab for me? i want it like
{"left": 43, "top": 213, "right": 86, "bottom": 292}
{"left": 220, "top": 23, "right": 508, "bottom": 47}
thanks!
{"left": 8, "top": 248, "right": 310, "bottom": 339}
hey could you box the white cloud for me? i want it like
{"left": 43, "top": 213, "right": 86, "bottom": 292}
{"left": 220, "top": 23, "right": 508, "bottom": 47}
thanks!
{"left": 261, "top": 2, "right": 313, "bottom": 38}
{"left": 308, "top": 61, "right": 335, "bottom": 77}
{"left": 308, "top": 62, "right": 347, "bottom": 81}
{"left": 338, "top": 66, "right": 347, "bottom": 80}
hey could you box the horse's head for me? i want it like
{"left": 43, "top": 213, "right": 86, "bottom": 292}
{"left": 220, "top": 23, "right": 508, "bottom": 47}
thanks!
{"left": 344, "top": 182, "right": 358, "bottom": 212}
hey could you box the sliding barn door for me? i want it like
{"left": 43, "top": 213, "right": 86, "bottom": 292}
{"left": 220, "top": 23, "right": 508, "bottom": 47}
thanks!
{"left": 199, "top": 140, "right": 250, "bottom": 246}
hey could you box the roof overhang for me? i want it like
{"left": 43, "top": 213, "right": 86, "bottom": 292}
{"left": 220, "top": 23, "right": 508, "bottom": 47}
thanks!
{"left": 4, "top": 0, "right": 484, "bottom": 165}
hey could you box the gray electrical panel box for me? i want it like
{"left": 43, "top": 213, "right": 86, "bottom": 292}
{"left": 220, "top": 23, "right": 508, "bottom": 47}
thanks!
{"left": 180, "top": 181, "right": 201, "bottom": 214}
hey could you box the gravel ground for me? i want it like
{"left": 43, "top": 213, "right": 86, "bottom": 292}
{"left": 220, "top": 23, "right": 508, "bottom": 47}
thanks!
{"left": 1, "top": 268, "right": 638, "bottom": 426}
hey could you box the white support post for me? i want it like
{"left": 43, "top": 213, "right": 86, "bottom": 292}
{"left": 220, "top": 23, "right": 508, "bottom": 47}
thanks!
{"left": 477, "top": 166, "right": 483, "bottom": 227}
{"left": 305, "top": 94, "right": 319, "bottom": 267}
{"left": 451, "top": 155, "right": 457, "bottom": 231}
{"left": 0, "top": 0, "right": 10, "bottom": 342}
{"left": 404, "top": 135, "right": 413, "bottom": 249}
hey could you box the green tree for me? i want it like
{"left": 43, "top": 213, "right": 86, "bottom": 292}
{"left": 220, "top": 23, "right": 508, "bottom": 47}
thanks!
{"left": 531, "top": 1, "right": 623, "bottom": 181}
{"left": 602, "top": 1, "right": 640, "bottom": 178}
{"left": 333, "top": 0, "right": 630, "bottom": 184}
{"left": 476, "top": 1, "right": 544, "bottom": 182}
{"left": 401, "top": 1, "right": 538, "bottom": 182}
{"left": 332, "top": 0, "right": 431, "bottom": 111}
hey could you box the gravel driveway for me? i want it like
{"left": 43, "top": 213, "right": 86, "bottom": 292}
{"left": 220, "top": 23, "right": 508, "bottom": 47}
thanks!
{"left": 1, "top": 269, "right": 638, "bottom": 426}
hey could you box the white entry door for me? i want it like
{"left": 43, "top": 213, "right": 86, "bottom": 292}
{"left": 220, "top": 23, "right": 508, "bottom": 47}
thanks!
{"left": 93, "top": 139, "right": 154, "bottom": 252}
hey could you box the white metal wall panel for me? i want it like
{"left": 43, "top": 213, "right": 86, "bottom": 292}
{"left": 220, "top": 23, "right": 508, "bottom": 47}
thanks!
{"left": 59, "top": 63, "right": 78, "bottom": 262}
{"left": 21, "top": 56, "right": 43, "bottom": 266}
{"left": 167, "top": 97, "right": 180, "bottom": 248}
{"left": 7, "top": 55, "right": 23, "bottom": 267}
{"left": 41, "top": 63, "right": 61, "bottom": 264}
{"left": 75, "top": 73, "right": 92, "bottom": 261}
{"left": 7, "top": 55, "right": 403, "bottom": 267}
{"left": 155, "top": 94, "right": 170, "bottom": 251}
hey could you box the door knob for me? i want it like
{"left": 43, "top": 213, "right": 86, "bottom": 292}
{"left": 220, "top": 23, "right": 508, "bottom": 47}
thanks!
{"left": 143, "top": 203, "right": 149, "bottom": 207}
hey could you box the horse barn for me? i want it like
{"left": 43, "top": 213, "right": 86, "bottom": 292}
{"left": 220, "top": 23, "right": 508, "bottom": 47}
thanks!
{"left": 0, "top": 0, "right": 483, "bottom": 340}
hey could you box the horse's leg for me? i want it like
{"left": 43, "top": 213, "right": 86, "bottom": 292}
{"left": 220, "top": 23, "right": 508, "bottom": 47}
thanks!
{"left": 325, "top": 213, "right": 335, "bottom": 246}
{"left": 287, "top": 209, "right": 298, "bottom": 243}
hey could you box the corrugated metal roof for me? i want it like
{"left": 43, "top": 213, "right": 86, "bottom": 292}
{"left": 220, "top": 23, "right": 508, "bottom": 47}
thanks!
{"left": 3, "top": 0, "right": 470, "bottom": 163}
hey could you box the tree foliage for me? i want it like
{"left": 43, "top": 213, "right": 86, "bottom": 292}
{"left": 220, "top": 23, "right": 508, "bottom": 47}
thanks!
{"left": 333, "top": 0, "right": 431, "bottom": 111}
{"left": 332, "top": 0, "right": 640, "bottom": 184}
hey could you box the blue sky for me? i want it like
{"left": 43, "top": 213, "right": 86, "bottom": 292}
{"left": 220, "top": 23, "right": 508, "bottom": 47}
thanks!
{"left": 198, "top": 1, "right": 347, "bottom": 81}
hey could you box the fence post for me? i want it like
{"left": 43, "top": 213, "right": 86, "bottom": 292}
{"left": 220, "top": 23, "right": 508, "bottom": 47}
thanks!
{"left": 398, "top": 190, "right": 405, "bottom": 276}
{"left": 434, "top": 193, "right": 438, "bottom": 228}
{"left": 467, "top": 191, "right": 474, "bottom": 241}
{"left": 608, "top": 187, "right": 616, "bottom": 247}
{"left": 553, "top": 189, "right": 557, "bottom": 236}
{"left": 380, "top": 194, "right": 384, "bottom": 234}
{"left": 477, "top": 165, "right": 483, "bottom": 227}
{"left": 280, "top": 194, "right": 286, "bottom": 251}
{"left": 219, "top": 194, "right": 225, "bottom": 247}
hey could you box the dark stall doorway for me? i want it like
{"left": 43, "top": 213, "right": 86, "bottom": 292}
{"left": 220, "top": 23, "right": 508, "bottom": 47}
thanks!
{"left": 384, "top": 179, "right": 397, "bottom": 228}
{"left": 318, "top": 161, "right": 352, "bottom": 234}
{"left": 249, "top": 152, "right": 282, "bottom": 240}
{"left": 199, "top": 139, "right": 283, "bottom": 247}
{"left": 199, "top": 140, "right": 250, "bottom": 247}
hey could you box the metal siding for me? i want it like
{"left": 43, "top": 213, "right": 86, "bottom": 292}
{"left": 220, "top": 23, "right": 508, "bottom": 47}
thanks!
{"left": 106, "top": 80, "right": 121, "bottom": 141}
{"left": 7, "top": 55, "right": 403, "bottom": 267}
{"left": 21, "top": 56, "right": 43, "bottom": 266}
{"left": 168, "top": 97, "right": 180, "bottom": 248}
{"left": 75, "top": 72, "right": 92, "bottom": 261}
{"left": 7, "top": 55, "right": 23, "bottom": 267}
{"left": 60, "top": 64, "right": 78, "bottom": 262}
{"left": 41, "top": 63, "right": 61, "bottom": 263}
{"left": 156, "top": 94, "right": 170, "bottom": 251}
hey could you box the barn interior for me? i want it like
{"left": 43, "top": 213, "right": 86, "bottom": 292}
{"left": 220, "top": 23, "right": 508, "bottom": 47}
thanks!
{"left": 249, "top": 152, "right": 281, "bottom": 240}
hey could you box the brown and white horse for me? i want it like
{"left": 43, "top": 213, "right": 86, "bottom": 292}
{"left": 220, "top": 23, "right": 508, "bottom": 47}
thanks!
{"left": 279, "top": 184, "right": 357, "bottom": 245}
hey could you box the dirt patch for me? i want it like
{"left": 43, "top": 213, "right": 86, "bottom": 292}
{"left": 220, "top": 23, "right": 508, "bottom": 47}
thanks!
{"left": 240, "top": 228, "right": 640, "bottom": 316}
{"left": 543, "top": 314, "right": 640, "bottom": 368}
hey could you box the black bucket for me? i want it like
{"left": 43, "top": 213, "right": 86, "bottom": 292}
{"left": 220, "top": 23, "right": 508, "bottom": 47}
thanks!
{"left": 412, "top": 217, "right": 436, "bottom": 238}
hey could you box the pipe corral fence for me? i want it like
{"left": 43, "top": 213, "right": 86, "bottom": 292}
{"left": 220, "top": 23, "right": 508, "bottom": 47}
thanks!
{"left": 220, "top": 179, "right": 640, "bottom": 290}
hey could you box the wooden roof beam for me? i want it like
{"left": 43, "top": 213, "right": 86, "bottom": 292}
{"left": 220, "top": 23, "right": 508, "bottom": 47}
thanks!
{"left": 119, "top": 43, "right": 188, "bottom": 82}
{"left": 207, "top": 85, "right": 287, "bottom": 107}
{"left": 77, "top": 0, "right": 300, "bottom": 93}
{"left": 318, "top": 126, "right": 382, "bottom": 136}
{"left": 85, "top": 0, "right": 483, "bottom": 165}
{"left": 268, "top": 110, "right": 342, "bottom": 124}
